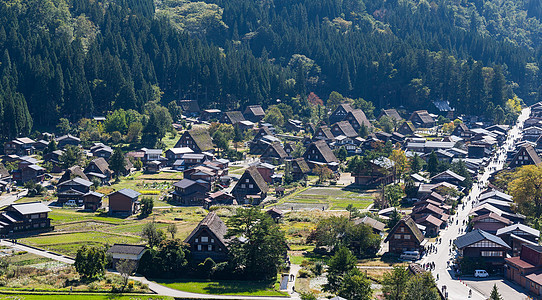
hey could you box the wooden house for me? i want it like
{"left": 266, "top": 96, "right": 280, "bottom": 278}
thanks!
{"left": 106, "top": 244, "right": 147, "bottom": 268}
{"left": 303, "top": 140, "right": 339, "bottom": 171}
{"left": 55, "top": 134, "right": 81, "bottom": 148}
{"left": 505, "top": 245, "right": 542, "bottom": 295}
{"left": 510, "top": 144, "right": 542, "bottom": 168}
{"left": 345, "top": 109, "right": 372, "bottom": 132}
{"left": 0, "top": 202, "right": 52, "bottom": 235}
{"left": 4, "top": 137, "right": 36, "bottom": 156}
{"left": 220, "top": 111, "right": 246, "bottom": 125}
{"left": 497, "top": 224, "right": 540, "bottom": 256}
{"left": 184, "top": 212, "right": 229, "bottom": 262}
{"left": 85, "top": 157, "right": 112, "bottom": 183}
{"left": 290, "top": 158, "right": 310, "bottom": 181}
{"left": 408, "top": 110, "right": 435, "bottom": 128}
{"left": 175, "top": 129, "right": 214, "bottom": 153}
{"left": 243, "top": 105, "right": 265, "bottom": 122}
{"left": 379, "top": 109, "right": 403, "bottom": 122}
{"left": 330, "top": 121, "right": 358, "bottom": 138}
{"left": 172, "top": 179, "right": 210, "bottom": 206}
{"left": 472, "top": 213, "right": 513, "bottom": 234}
{"left": 454, "top": 229, "right": 510, "bottom": 266}
{"left": 231, "top": 166, "right": 269, "bottom": 205}
{"left": 312, "top": 126, "right": 334, "bottom": 142}
{"left": 57, "top": 177, "right": 93, "bottom": 206}
{"left": 384, "top": 216, "right": 425, "bottom": 254}
{"left": 329, "top": 103, "right": 353, "bottom": 124}
{"left": 83, "top": 191, "right": 104, "bottom": 211}
{"left": 205, "top": 191, "right": 236, "bottom": 208}
{"left": 260, "top": 142, "right": 288, "bottom": 165}
{"left": 108, "top": 189, "right": 141, "bottom": 216}
{"left": 398, "top": 121, "right": 416, "bottom": 136}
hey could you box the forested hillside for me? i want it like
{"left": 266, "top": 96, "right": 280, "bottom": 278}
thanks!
{"left": 0, "top": 0, "right": 541, "bottom": 139}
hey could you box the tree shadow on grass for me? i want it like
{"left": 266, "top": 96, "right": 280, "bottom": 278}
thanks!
{"left": 201, "top": 280, "right": 275, "bottom": 295}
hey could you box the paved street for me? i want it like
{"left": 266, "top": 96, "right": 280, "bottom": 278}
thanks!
{"left": 0, "top": 189, "right": 27, "bottom": 207}
{"left": 421, "top": 107, "right": 531, "bottom": 300}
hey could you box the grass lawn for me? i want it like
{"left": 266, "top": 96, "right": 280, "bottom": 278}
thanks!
{"left": 0, "top": 293, "right": 171, "bottom": 300}
{"left": 48, "top": 209, "right": 128, "bottom": 225}
{"left": 290, "top": 252, "right": 329, "bottom": 265}
{"left": 154, "top": 279, "right": 288, "bottom": 297}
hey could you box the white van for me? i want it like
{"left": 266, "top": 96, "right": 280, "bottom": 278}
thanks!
{"left": 400, "top": 251, "right": 420, "bottom": 261}
{"left": 474, "top": 270, "right": 489, "bottom": 278}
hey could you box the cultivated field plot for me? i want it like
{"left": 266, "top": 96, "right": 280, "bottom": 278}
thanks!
{"left": 276, "top": 187, "right": 374, "bottom": 210}
{"left": 20, "top": 207, "right": 207, "bottom": 257}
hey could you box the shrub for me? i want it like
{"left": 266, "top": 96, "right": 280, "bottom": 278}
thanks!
{"left": 298, "top": 269, "right": 311, "bottom": 278}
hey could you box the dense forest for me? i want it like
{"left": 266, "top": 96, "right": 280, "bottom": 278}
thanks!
{"left": 0, "top": 0, "right": 541, "bottom": 139}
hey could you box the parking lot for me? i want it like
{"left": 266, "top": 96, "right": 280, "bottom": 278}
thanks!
{"left": 461, "top": 277, "right": 531, "bottom": 299}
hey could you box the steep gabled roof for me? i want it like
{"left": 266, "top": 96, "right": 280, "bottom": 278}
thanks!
{"left": 413, "top": 203, "right": 444, "bottom": 216}
{"left": 244, "top": 105, "right": 265, "bottom": 117}
{"left": 310, "top": 140, "right": 339, "bottom": 163}
{"left": 332, "top": 121, "right": 358, "bottom": 138}
{"left": 244, "top": 166, "right": 269, "bottom": 193}
{"left": 314, "top": 126, "right": 334, "bottom": 140}
{"left": 409, "top": 110, "right": 435, "bottom": 124}
{"left": 348, "top": 109, "right": 372, "bottom": 128}
{"left": 263, "top": 142, "right": 288, "bottom": 159}
{"left": 384, "top": 216, "right": 424, "bottom": 243}
{"left": 454, "top": 229, "right": 510, "bottom": 249}
{"left": 430, "top": 170, "right": 466, "bottom": 183}
{"left": 88, "top": 157, "right": 111, "bottom": 174}
{"left": 58, "top": 177, "right": 93, "bottom": 187}
{"left": 60, "top": 166, "right": 89, "bottom": 183}
{"left": 182, "top": 129, "right": 214, "bottom": 152}
{"left": 224, "top": 111, "right": 246, "bottom": 124}
{"left": 292, "top": 158, "right": 310, "bottom": 174}
{"left": 184, "top": 212, "right": 228, "bottom": 245}
{"left": 380, "top": 109, "right": 402, "bottom": 121}
{"left": 511, "top": 144, "right": 542, "bottom": 166}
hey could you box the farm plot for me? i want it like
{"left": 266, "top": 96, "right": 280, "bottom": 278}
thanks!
{"left": 276, "top": 187, "right": 374, "bottom": 210}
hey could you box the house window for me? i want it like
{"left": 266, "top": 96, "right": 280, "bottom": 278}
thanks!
{"left": 400, "top": 227, "right": 405, "bottom": 232}
{"left": 249, "top": 184, "right": 254, "bottom": 188}
{"left": 246, "top": 179, "right": 249, "bottom": 183}
{"left": 211, "top": 238, "right": 214, "bottom": 243}
{"left": 241, "top": 184, "right": 246, "bottom": 188}
{"left": 394, "top": 234, "right": 401, "bottom": 239}
{"left": 208, "top": 245, "right": 212, "bottom": 251}
{"left": 404, "top": 235, "right": 410, "bottom": 240}
{"left": 197, "top": 245, "right": 202, "bottom": 251}
{"left": 195, "top": 238, "right": 198, "bottom": 242}
{"left": 481, "top": 251, "right": 502, "bottom": 257}
{"left": 201, "top": 236, "right": 209, "bottom": 242}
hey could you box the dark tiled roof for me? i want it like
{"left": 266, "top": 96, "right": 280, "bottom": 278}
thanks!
{"left": 454, "top": 229, "right": 510, "bottom": 249}
{"left": 59, "top": 177, "right": 93, "bottom": 187}
{"left": 184, "top": 212, "right": 228, "bottom": 245}
{"left": 111, "top": 188, "right": 141, "bottom": 199}
{"left": 173, "top": 179, "right": 197, "bottom": 189}
{"left": 431, "top": 170, "right": 466, "bottom": 182}
{"left": 107, "top": 244, "right": 146, "bottom": 255}
{"left": 9, "top": 202, "right": 51, "bottom": 215}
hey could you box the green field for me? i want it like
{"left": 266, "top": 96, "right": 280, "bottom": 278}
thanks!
{"left": 154, "top": 279, "right": 287, "bottom": 297}
{"left": 276, "top": 187, "right": 373, "bottom": 210}
{"left": 21, "top": 232, "right": 142, "bottom": 257}
{"left": 0, "top": 293, "right": 171, "bottom": 300}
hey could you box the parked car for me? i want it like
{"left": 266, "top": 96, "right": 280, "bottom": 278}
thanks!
{"left": 400, "top": 251, "right": 420, "bottom": 261}
{"left": 474, "top": 270, "right": 489, "bottom": 278}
